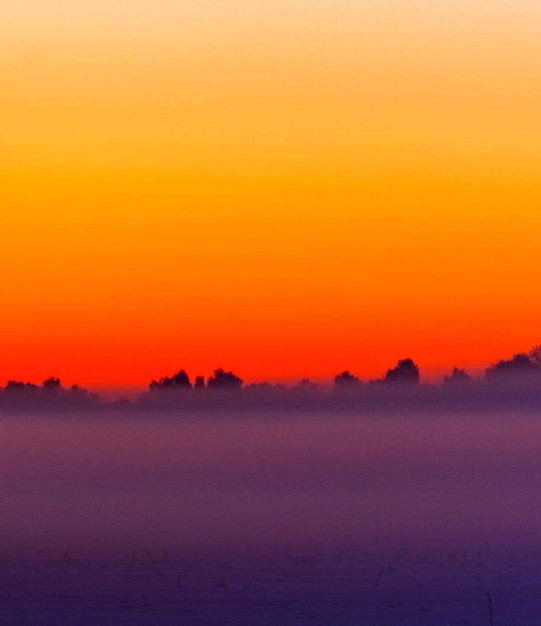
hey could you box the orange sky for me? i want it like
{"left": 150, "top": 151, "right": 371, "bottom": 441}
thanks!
{"left": 1, "top": 1, "right": 541, "bottom": 389}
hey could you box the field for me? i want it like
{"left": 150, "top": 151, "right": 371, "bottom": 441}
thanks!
{"left": 2, "top": 410, "right": 541, "bottom": 624}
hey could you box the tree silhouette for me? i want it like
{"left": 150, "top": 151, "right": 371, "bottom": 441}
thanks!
{"left": 485, "top": 353, "right": 540, "bottom": 381}
{"left": 149, "top": 369, "right": 192, "bottom": 391}
{"left": 194, "top": 375, "right": 206, "bottom": 389}
{"left": 42, "top": 377, "right": 62, "bottom": 390}
{"left": 294, "top": 378, "right": 319, "bottom": 392}
{"left": 529, "top": 345, "right": 541, "bottom": 367}
{"left": 334, "top": 370, "right": 361, "bottom": 387}
{"left": 68, "top": 385, "right": 100, "bottom": 405}
{"left": 5, "top": 380, "right": 38, "bottom": 392}
{"left": 207, "top": 368, "right": 243, "bottom": 390}
{"left": 1, "top": 379, "right": 99, "bottom": 408}
{"left": 384, "top": 359, "right": 420, "bottom": 385}
{"left": 442, "top": 367, "right": 471, "bottom": 385}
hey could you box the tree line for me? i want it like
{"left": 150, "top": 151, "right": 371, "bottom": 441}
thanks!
{"left": 0, "top": 345, "right": 540, "bottom": 409}
{"left": 146, "top": 345, "right": 541, "bottom": 392}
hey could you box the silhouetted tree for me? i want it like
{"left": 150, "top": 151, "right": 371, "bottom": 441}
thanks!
{"left": 529, "top": 345, "right": 541, "bottom": 367}
{"left": 293, "top": 378, "right": 319, "bottom": 392}
{"left": 485, "top": 353, "right": 540, "bottom": 381}
{"left": 384, "top": 359, "right": 420, "bottom": 385}
{"left": 149, "top": 369, "right": 192, "bottom": 391}
{"left": 334, "top": 370, "right": 361, "bottom": 387}
{"left": 207, "top": 368, "right": 243, "bottom": 390}
{"left": 442, "top": 367, "right": 471, "bottom": 385}
{"left": 68, "top": 385, "right": 100, "bottom": 405}
{"left": 5, "top": 380, "right": 38, "bottom": 392}
{"left": 42, "top": 377, "right": 62, "bottom": 390}
{"left": 1, "top": 379, "right": 99, "bottom": 409}
{"left": 194, "top": 375, "right": 206, "bottom": 389}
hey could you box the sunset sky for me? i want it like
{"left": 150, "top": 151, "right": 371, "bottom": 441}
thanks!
{"left": 2, "top": 1, "right": 541, "bottom": 390}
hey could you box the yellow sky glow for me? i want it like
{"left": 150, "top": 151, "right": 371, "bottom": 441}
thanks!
{"left": 1, "top": 1, "right": 541, "bottom": 387}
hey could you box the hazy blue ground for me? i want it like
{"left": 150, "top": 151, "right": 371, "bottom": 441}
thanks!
{"left": 2, "top": 409, "right": 541, "bottom": 624}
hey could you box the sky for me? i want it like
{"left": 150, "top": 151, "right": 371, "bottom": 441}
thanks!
{"left": 1, "top": 1, "right": 541, "bottom": 389}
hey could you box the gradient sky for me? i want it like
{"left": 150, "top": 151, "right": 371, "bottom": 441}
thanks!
{"left": 2, "top": 1, "right": 541, "bottom": 389}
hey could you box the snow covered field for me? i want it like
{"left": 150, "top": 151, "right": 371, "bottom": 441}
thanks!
{"left": 2, "top": 410, "right": 541, "bottom": 624}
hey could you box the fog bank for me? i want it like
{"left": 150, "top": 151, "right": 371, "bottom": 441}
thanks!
{"left": 2, "top": 409, "right": 541, "bottom": 557}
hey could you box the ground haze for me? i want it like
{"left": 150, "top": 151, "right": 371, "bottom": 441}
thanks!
{"left": 2, "top": 409, "right": 541, "bottom": 624}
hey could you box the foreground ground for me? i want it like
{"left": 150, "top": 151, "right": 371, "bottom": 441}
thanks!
{"left": 3, "top": 411, "right": 541, "bottom": 624}
{"left": 2, "top": 544, "right": 541, "bottom": 625}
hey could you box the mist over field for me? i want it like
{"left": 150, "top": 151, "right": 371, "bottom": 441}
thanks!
{"left": 3, "top": 408, "right": 541, "bottom": 552}
{"left": 3, "top": 408, "right": 541, "bottom": 624}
